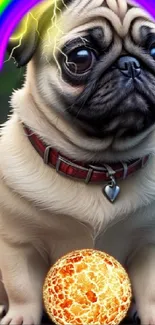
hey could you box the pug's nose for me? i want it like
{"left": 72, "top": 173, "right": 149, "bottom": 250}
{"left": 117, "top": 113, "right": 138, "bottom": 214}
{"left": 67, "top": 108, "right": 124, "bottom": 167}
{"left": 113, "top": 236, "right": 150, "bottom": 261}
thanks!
{"left": 117, "top": 56, "right": 141, "bottom": 79}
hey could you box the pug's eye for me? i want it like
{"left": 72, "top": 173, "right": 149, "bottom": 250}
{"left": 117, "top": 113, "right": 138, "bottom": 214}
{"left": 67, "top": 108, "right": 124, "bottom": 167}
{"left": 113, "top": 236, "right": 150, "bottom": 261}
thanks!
{"left": 65, "top": 47, "right": 97, "bottom": 75}
{"left": 150, "top": 46, "right": 155, "bottom": 60}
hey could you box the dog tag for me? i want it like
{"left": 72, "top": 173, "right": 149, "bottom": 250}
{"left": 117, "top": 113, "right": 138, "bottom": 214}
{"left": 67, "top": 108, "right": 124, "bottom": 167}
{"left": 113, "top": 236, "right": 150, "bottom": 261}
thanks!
{"left": 103, "top": 176, "right": 120, "bottom": 203}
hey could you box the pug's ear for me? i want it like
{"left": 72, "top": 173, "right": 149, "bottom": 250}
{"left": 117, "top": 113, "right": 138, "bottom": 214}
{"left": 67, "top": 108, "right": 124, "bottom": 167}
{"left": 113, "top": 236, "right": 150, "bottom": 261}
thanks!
{"left": 7, "top": 4, "right": 59, "bottom": 68}
{"left": 7, "top": 24, "right": 39, "bottom": 68}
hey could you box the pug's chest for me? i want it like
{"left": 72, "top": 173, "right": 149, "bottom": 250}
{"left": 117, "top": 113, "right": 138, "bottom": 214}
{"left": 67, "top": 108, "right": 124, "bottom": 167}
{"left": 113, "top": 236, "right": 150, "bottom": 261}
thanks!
{"left": 95, "top": 202, "right": 155, "bottom": 266}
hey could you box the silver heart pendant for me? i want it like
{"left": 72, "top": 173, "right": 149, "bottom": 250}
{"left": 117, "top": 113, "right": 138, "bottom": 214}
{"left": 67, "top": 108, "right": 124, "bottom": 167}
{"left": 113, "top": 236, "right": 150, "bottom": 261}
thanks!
{"left": 103, "top": 184, "right": 120, "bottom": 203}
{"left": 103, "top": 175, "right": 120, "bottom": 203}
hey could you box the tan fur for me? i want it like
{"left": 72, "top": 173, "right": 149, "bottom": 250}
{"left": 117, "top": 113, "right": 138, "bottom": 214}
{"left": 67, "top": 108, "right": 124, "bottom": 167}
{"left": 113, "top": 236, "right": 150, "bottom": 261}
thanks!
{"left": 1, "top": 0, "right": 155, "bottom": 324}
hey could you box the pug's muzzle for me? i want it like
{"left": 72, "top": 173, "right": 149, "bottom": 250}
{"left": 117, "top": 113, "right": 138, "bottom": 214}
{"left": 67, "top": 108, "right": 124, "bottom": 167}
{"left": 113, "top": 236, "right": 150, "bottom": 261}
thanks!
{"left": 63, "top": 54, "right": 155, "bottom": 138}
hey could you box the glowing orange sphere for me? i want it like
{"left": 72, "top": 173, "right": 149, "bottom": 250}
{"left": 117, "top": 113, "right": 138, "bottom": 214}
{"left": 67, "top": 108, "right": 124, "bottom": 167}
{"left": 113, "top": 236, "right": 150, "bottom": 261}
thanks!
{"left": 43, "top": 249, "right": 132, "bottom": 325}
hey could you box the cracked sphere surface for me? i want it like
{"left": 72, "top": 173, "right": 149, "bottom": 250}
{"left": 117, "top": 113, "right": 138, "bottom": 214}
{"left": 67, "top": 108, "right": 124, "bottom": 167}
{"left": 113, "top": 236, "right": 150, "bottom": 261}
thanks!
{"left": 43, "top": 249, "right": 132, "bottom": 325}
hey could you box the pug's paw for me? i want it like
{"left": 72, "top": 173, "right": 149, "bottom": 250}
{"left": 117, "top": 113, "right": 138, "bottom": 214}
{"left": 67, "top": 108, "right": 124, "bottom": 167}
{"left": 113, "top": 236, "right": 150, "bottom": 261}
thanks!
{"left": 0, "top": 306, "right": 6, "bottom": 320}
{"left": 0, "top": 304, "right": 42, "bottom": 325}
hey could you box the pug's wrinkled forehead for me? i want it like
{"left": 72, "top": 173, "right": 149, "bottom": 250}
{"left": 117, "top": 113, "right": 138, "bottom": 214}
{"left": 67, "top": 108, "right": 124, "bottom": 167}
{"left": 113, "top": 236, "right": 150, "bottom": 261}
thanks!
{"left": 8, "top": 0, "right": 154, "bottom": 67}
{"left": 40, "top": 0, "right": 154, "bottom": 57}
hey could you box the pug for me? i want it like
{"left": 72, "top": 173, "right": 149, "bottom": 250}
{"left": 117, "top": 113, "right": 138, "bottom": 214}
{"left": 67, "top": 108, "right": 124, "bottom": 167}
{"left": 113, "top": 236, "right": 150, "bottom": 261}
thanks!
{"left": 1, "top": 0, "right": 155, "bottom": 324}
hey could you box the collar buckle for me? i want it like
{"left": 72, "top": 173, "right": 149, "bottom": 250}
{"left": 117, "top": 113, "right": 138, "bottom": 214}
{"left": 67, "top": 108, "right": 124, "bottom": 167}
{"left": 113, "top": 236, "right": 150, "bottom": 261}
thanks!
{"left": 44, "top": 146, "right": 51, "bottom": 164}
{"left": 55, "top": 154, "right": 94, "bottom": 184}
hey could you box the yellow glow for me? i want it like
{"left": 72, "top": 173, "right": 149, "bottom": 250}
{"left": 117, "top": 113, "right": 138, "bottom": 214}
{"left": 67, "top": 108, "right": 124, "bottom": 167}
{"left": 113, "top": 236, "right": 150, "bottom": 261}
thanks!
{"left": 7, "top": 0, "right": 66, "bottom": 70}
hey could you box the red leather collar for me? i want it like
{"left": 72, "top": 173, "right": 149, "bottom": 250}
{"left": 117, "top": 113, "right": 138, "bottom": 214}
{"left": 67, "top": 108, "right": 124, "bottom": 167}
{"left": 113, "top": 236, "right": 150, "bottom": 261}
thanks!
{"left": 24, "top": 125, "right": 150, "bottom": 184}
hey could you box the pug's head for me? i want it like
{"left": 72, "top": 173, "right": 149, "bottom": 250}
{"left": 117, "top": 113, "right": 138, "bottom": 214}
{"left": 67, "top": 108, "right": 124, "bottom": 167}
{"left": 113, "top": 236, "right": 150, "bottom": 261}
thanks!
{"left": 8, "top": 0, "right": 155, "bottom": 150}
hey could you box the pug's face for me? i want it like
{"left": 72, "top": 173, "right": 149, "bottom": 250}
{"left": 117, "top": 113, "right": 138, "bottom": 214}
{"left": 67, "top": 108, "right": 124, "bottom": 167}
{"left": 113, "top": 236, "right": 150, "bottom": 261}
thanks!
{"left": 9, "top": 0, "right": 155, "bottom": 141}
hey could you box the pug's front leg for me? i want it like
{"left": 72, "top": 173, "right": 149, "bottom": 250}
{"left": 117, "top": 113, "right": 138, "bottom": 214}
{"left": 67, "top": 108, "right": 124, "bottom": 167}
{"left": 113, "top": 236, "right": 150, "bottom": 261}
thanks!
{"left": 128, "top": 244, "right": 155, "bottom": 325}
{"left": 0, "top": 239, "right": 48, "bottom": 325}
